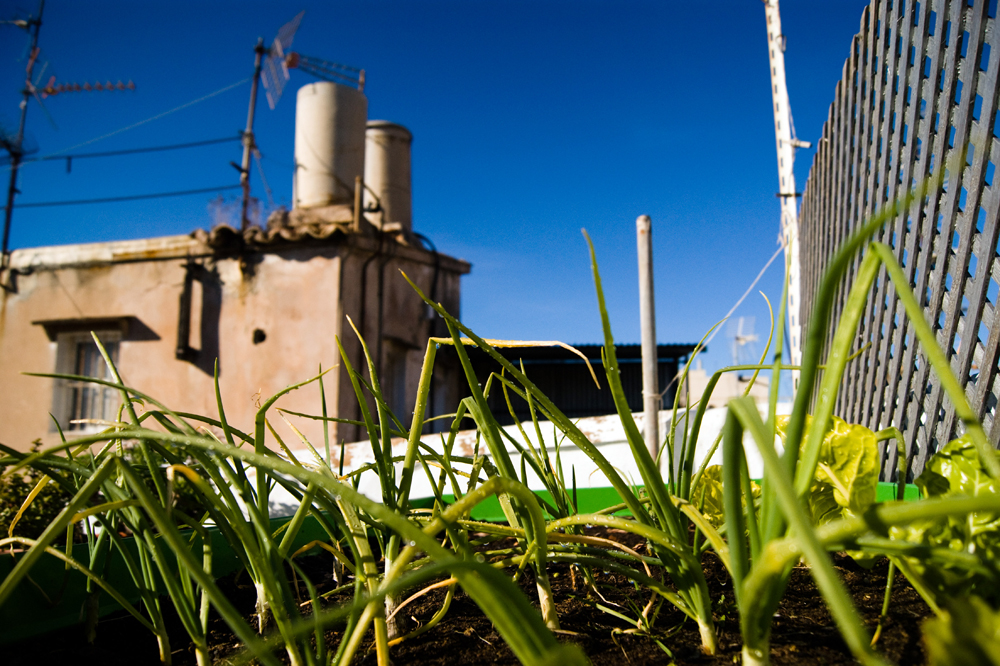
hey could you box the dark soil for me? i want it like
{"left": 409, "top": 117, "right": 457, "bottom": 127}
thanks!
{"left": 4, "top": 527, "right": 931, "bottom": 665}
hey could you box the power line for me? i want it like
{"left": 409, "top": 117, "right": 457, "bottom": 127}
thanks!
{"left": 2, "top": 77, "right": 251, "bottom": 174}
{"left": 2, "top": 184, "right": 241, "bottom": 210}
{"left": 24, "top": 135, "right": 242, "bottom": 164}
{"left": 701, "top": 244, "right": 785, "bottom": 351}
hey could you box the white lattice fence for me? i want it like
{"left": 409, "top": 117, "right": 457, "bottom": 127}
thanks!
{"left": 799, "top": 0, "right": 1000, "bottom": 479}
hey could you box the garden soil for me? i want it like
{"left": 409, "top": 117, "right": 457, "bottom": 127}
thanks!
{"left": 5, "top": 528, "right": 931, "bottom": 665}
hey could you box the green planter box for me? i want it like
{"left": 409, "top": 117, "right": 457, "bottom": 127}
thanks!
{"left": 414, "top": 481, "right": 921, "bottom": 524}
{"left": 0, "top": 481, "right": 920, "bottom": 645}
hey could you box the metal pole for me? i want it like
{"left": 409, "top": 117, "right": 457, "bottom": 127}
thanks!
{"left": 240, "top": 37, "right": 265, "bottom": 232}
{"left": 637, "top": 214, "right": 659, "bottom": 460}
{"left": 763, "top": 0, "right": 809, "bottom": 390}
{"left": 2, "top": 0, "right": 45, "bottom": 269}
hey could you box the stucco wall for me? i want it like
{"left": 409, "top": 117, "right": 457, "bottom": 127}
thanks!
{"left": 0, "top": 232, "right": 468, "bottom": 454}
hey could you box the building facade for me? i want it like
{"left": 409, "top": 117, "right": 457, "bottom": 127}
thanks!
{"left": 0, "top": 222, "right": 467, "bottom": 452}
{"left": 0, "top": 80, "right": 470, "bottom": 454}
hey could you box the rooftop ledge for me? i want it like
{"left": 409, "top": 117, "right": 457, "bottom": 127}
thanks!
{"left": 5, "top": 227, "right": 470, "bottom": 274}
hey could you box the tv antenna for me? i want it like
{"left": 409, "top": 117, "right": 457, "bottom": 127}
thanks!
{"left": 236, "top": 10, "right": 305, "bottom": 231}
{"left": 2, "top": 0, "right": 44, "bottom": 268}
{"left": 728, "top": 316, "right": 759, "bottom": 368}
{"left": 39, "top": 78, "right": 136, "bottom": 96}
{"left": 2, "top": 0, "right": 136, "bottom": 274}
{"left": 237, "top": 11, "right": 366, "bottom": 231}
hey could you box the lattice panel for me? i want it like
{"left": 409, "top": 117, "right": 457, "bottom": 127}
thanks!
{"left": 799, "top": 0, "right": 1000, "bottom": 479}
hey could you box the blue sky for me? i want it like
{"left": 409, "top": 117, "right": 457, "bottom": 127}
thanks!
{"left": 1, "top": 1, "right": 871, "bottom": 383}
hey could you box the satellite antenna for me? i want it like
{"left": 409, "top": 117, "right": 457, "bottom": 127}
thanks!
{"left": 729, "top": 316, "right": 759, "bottom": 368}
{"left": 260, "top": 11, "right": 304, "bottom": 110}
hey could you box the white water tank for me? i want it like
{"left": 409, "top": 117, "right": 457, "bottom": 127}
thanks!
{"left": 293, "top": 82, "right": 368, "bottom": 209}
{"left": 364, "top": 120, "right": 412, "bottom": 232}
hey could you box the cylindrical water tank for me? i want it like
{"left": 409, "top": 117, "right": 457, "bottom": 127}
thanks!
{"left": 294, "top": 82, "right": 368, "bottom": 209}
{"left": 364, "top": 120, "right": 412, "bottom": 232}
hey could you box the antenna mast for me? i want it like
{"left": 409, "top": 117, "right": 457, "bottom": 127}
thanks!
{"left": 238, "top": 37, "right": 265, "bottom": 232}
{"left": 2, "top": 0, "right": 45, "bottom": 268}
{"left": 763, "top": 0, "right": 809, "bottom": 389}
{"left": 237, "top": 11, "right": 304, "bottom": 231}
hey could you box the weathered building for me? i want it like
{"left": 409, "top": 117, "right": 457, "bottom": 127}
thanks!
{"left": 0, "top": 81, "right": 469, "bottom": 452}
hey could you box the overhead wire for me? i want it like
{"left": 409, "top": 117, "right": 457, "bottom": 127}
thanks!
{"left": 22, "top": 135, "right": 242, "bottom": 165}
{"left": 252, "top": 149, "right": 275, "bottom": 209}
{"left": 701, "top": 244, "right": 785, "bottom": 351}
{"left": 2, "top": 184, "right": 242, "bottom": 210}
{"left": 1, "top": 77, "right": 251, "bottom": 173}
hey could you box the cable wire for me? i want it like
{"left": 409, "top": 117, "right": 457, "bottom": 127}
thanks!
{"left": 2, "top": 77, "right": 250, "bottom": 173}
{"left": 701, "top": 244, "right": 785, "bottom": 351}
{"left": 2, "top": 184, "right": 241, "bottom": 210}
{"left": 24, "top": 135, "right": 242, "bottom": 164}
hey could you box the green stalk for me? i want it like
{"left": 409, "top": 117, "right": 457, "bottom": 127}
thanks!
{"left": 92, "top": 333, "right": 169, "bottom": 505}
{"left": 721, "top": 409, "right": 749, "bottom": 607}
{"left": 0, "top": 536, "right": 155, "bottom": 632}
{"left": 397, "top": 338, "right": 438, "bottom": 511}
{"left": 99, "top": 426, "right": 568, "bottom": 665}
{"left": 792, "top": 250, "right": 883, "bottom": 497}
{"left": 253, "top": 371, "right": 326, "bottom": 535}
{"left": 319, "top": 363, "right": 331, "bottom": 463}
{"left": 583, "top": 232, "right": 718, "bottom": 652}
{"left": 116, "top": 461, "right": 285, "bottom": 666}
{"left": 399, "top": 271, "right": 653, "bottom": 523}
{"left": 777, "top": 174, "right": 940, "bottom": 528}
{"left": 729, "top": 397, "right": 889, "bottom": 666}
{"left": 0, "top": 458, "right": 115, "bottom": 607}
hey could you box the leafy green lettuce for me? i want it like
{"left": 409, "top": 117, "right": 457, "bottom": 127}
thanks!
{"left": 775, "top": 414, "right": 879, "bottom": 526}
{"left": 693, "top": 414, "right": 878, "bottom": 532}
{"left": 691, "top": 464, "right": 758, "bottom": 529}
{"left": 890, "top": 434, "right": 1000, "bottom": 605}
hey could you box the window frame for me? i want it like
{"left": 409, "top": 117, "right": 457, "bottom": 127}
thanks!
{"left": 51, "top": 330, "right": 122, "bottom": 433}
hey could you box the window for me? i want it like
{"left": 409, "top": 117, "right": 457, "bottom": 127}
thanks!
{"left": 381, "top": 338, "right": 413, "bottom": 420}
{"left": 53, "top": 331, "right": 121, "bottom": 432}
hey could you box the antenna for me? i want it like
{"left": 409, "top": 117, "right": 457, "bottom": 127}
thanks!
{"left": 2, "top": 0, "right": 44, "bottom": 270}
{"left": 237, "top": 10, "right": 366, "bottom": 231}
{"left": 40, "top": 78, "right": 136, "bottom": 96}
{"left": 2, "top": 1, "right": 135, "bottom": 273}
{"left": 285, "top": 54, "right": 365, "bottom": 92}
{"left": 728, "top": 316, "right": 759, "bottom": 368}
{"left": 0, "top": 124, "right": 38, "bottom": 167}
{"left": 260, "top": 10, "right": 304, "bottom": 110}
{"left": 24, "top": 46, "right": 57, "bottom": 129}
{"left": 238, "top": 10, "right": 304, "bottom": 231}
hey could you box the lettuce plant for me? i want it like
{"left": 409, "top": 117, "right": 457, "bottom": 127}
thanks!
{"left": 889, "top": 434, "right": 1000, "bottom": 608}
{"left": 711, "top": 162, "right": 1000, "bottom": 665}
